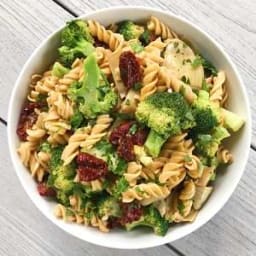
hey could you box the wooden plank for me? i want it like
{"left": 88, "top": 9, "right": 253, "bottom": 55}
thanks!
{"left": 0, "top": 123, "right": 177, "bottom": 254}
{"left": 56, "top": 0, "right": 256, "bottom": 145}
{"left": 0, "top": 0, "right": 72, "bottom": 119}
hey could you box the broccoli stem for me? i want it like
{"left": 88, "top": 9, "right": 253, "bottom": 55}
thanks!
{"left": 144, "top": 129, "right": 167, "bottom": 157}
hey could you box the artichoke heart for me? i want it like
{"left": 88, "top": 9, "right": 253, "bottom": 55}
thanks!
{"left": 164, "top": 39, "right": 204, "bottom": 89}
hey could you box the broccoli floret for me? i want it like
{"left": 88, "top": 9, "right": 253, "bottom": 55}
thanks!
{"left": 61, "top": 20, "right": 94, "bottom": 46}
{"left": 117, "top": 20, "right": 144, "bottom": 41}
{"left": 47, "top": 146, "right": 76, "bottom": 193}
{"left": 52, "top": 62, "right": 70, "bottom": 78}
{"left": 191, "top": 90, "right": 220, "bottom": 136}
{"left": 139, "top": 29, "right": 154, "bottom": 46}
{"left": 144, "top": 130, "right": 166, "bottom": 157}
{"left": 98, "top": 196, "right": 121, "bottom": 218}
{"left": 221, "top": 108, "right": 244, "bottom": 132}
{"left": 49, "top": 146, "right": 64, "bottom": 171}
{"left": 70, "top": 109, "right": 85, "bottom": 129}
{"left": 58, "top": 20, "right": 95, "bottom": 67}
{"left": 58, "top": 41, "right": 95, "bottom": 67}
{"left": 195, "top": 126, "right": 230, "bottom": 158}
{"left": 129, "top": 40, "right": 144, "bottom": 53}
{"left": 39, "top": 141, "right": 51, "bottom": 153}
{"left": 52, "top": 164, "right": 76, "bottom": 192}
{"left": 56, "top": 190, "right": 70, "bottom": 206}
{"left": 192, "top": 107, "right": 218, "bottom": 134}
{"left": 136, "top": 92, "right": 195, "bottom": 137}
{"left": 125, "top": 206, "right": 169, "bottom": 236}
{"left": 68, "top": 54, "right": 118, "bottom": 119}
{"left": 111, "top": 177, "right": 129, "bottom": 199}
{"left": 136, "top": 92, "right": 195, "bottom": 156}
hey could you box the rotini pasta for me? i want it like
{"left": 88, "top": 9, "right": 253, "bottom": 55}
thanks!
{"left": 147, "top": 16, "right": 177, "bottom": 39}
{"left": 80, "top": 114, "right": 113, "bottom": 150}
{"left": 122, "top": 183, "right": 170, "bottom": 205}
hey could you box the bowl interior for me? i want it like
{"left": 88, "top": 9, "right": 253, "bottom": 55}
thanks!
{"left": 7, "top": 6, "right": 251, "bottom": 249}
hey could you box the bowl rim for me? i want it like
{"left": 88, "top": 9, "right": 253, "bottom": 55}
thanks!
{"left": 7, "top": 5, "right": 252, "bottom": 249}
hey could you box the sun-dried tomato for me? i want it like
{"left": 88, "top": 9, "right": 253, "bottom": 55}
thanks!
{"left": 109, "top": 121, "right": 134, "bottom": 145}
{"left": 117, "top": 136, "right": 135, "bottom": 161}
{"left": 37, "top": 183, "right": 56, "bottom": 197}
{"left": 119, "top": 203, "right": 143, "bottom": 225}
{"left": 110, "top": 122, "right": 148, "bottom": 161}
{"left": 76, "top": 153, "right": 108, "bottom": 181}
{"left": 16, "top": 102, "right": 43, "bottom": 141}
{"left": 131, "top": 128, "right": 149, "bottom": 146}
{"left": 119, "top": 51, "right": 142, "bottom": 89}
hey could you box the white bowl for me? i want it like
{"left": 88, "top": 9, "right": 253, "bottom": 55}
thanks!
{"left": 8, "top": 6, "right": 251, "bottom": 249}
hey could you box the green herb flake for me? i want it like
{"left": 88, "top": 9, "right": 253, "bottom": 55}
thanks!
{"left": 210, "top": 172, "right": 216, "bottom": 181}
{"left": 177, "top": 201, "right": 185, "bottom": 215}
{"left": 191, "top": 55, "right": 203, "bottom": 69}
{"left": 173, "top": 41, "right": 179, "bottom": 48}
{"left": 125, "top": 99, "right": 130, "bottom": 105}
{"left": 129, "top": 123, "right": 138, "bottom": 135}
{"left": 184, "top": 154, "right": 192, "bottom": 163}
{"left": 133, "top": 82, "right": 142, "bottom": 91}
{"left": 202, "top": 79, "right": 210, "bottom": 92}
{"left": 135, "top": 186, "right": 145, "bottom": 195}
{"left": 65, "top": 208, "right": 74, "bottom": 217}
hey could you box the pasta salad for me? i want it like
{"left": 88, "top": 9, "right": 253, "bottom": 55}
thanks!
{"left": 16, "top": 16, "right": 244, "bottom": 236}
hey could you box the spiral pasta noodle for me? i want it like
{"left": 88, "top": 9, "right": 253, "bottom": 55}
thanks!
{"left": 80, "top": 114, "right": 113, "bottom": 150}
{"left": 147, "top": 16, "right": 177, "bottom": 39}
{"left": 158, "top": 66, "right": 197, "bottom": 103}
{"left": 56, "top": 59, "right": 83, "bottom": 94}
{"left": 209, "top": 71, "right": 226, "bottom": 106}
{"left": 61, "top": 126, "right": 92, "bottom": 166}
{"left": 124, "top": 162, "right": 142, "bottom": 186}
{"left": 87, "top": 20, "right": 122, "bottom": 51}
{"left": 122, "top": 183, "right": 170, "bottom": 205}
{"left": 140, "top": 60, "right": 159, "bottom": 100}
{"left": 47, "top": 91, "right": 74, "bottom": 120}
{"left": 217, "top": 147, "right": 233, "bottom": 164}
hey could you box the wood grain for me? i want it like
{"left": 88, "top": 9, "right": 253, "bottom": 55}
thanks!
{"left": 56, "top": 0, "right": 256, "bottom": 146}
{"left": 0, "top": 124, "right": 176, "bottom": 255}
{"left": 0, "top": 0, "right": 72, "bottom": 120}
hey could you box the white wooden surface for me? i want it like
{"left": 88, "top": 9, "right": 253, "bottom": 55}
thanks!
{"left": 0, "top": 0, "right": 256, "bottom": 255}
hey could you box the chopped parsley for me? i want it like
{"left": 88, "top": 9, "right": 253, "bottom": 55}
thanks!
{"left": 133, "top": 82, "right": 142, "bottom": 91}
{"left": 177, "top": 200, "right": 185, "bottom": 215}
{"left": 181, "top": 75, "right": 190, "bottom": 85}
{"left": 191, "top": 55, "right": 218, "bottom": 76}
{"left": 129, "top": 123, "right": 138, "bottom": 135}
{"left": 184, "top": 154, "right": 192, "bottom": 163}
{"left": 210, "top": 172, "right": 216, "bottom": 181}
{"left": 173, "top": 41, "right": 179, "bottom": 48}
